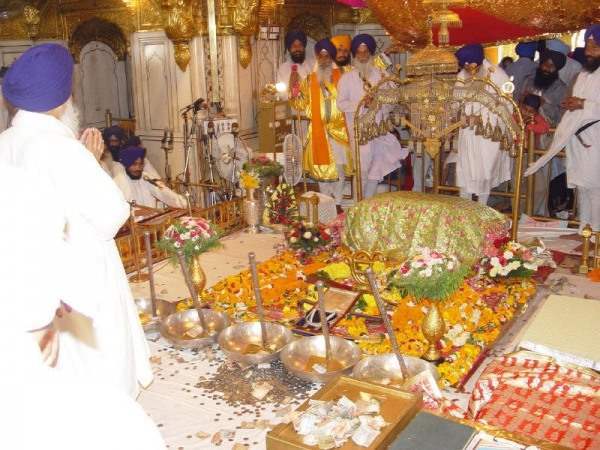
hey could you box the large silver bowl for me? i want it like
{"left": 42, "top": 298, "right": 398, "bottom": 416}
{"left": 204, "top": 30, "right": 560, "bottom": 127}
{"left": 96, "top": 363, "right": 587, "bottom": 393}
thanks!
{"left": 218, "top": 321, "right": 293, "bottom": 365}
{"left": 352, "top": 353, "right": 439, "bottom": 385}
{"left": 135, "top": 297, "right": 177, "bottom": 332}
{"left": 160, "top": 309, "right": 230, "bottom": 349}
{"left": 281, "top": 335, "right": 361, "bottom": 383}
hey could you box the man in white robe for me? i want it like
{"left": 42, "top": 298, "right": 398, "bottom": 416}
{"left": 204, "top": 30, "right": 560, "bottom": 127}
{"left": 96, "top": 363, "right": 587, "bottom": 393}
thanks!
{"left": 0, "top": 43, "right": 152, "bottom": 398}
{"left": 337, "top": 33, "right": 408, "bottom": 199}
{"left": 276, "top": 30, "right": 314, "bottom": 101}
{"left": 455, "top": 44, "right": 512, "bottom": 205}
{"left": 0, "top": 163, "right": 165, "bottom": 450}
{"left": 114, "top": 145, "right": 187, "bottom": 209}
{"left": 526, "top": 26, "right": 600, "bottom": 233}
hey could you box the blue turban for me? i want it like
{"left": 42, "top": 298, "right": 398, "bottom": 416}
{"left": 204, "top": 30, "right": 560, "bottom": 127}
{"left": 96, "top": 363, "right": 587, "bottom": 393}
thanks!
{"left": 546, "top": 39, "right": 570, "bottom": 56}
{"left": 285, "top": 30, "right": 307, "bottom": 51}
{"left": 314, "top": 38, "right": 337, "bottom": 59}
{"left": 515, "top": 42, "right": 537, "bottom": 58}
{"left": 455, "top": 44, "right": 484, "bottom": 68}
{"left": 119, "top": 146, "right": 146, "bottom": 168}
{"left": 584, "top": 25, "right": 600, "bottom": 46}
{"left": 2, "top": 44, "right": 73, "bottom": 113}
{"left": 102, "top": 125, "right": 127, "bottom": 144}
{"left": 539, "top": 49, "right": 567, "bottom": 71}
{"left": 351, "top": 34, "right": 377, "bottom": 56}
{"left": 572, "top": 47, "right": 586, "bottom": 66}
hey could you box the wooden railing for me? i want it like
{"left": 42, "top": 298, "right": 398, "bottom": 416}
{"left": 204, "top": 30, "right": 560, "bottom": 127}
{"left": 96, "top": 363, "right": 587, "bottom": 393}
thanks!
{"left": 116, "top": 198, "right": 244, "bottom": 273}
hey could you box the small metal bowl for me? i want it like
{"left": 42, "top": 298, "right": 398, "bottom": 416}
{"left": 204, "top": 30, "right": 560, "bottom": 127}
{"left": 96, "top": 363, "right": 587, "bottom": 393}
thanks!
{"left": 218, "top": 322, "right": 293, "bottom": 365}
{"left": 280, "top": 335, "right": 361, "bottom": 383}
{"left": 160, "top": 309, "right": 230, "bottom": 349}
{"left": 352, "top": 353, "right": 439, "bottom": 385}
{"left": 135, "top": 298, "right": 178, "bottom": 332}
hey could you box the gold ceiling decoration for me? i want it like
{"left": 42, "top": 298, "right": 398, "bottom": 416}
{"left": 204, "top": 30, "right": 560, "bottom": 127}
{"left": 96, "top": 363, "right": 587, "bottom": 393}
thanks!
{"left": 365, "top": 0, "right": 600, "bottom": 48}
{"left": 69, "top": 17, "right": 128, "bottom": 61}
{"left": 232, "top": 0, "right": 259, "bottom": 68}
{"left": 159, "top": 0, "right": 197, "bottom": 71}
{"left": 23, "top": 5, "right": 41, "bottom": 39}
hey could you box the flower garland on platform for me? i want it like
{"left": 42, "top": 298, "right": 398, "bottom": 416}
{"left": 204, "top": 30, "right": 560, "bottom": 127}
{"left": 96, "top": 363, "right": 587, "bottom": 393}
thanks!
{"left": 265, "top": 183, "right": 299, "bottom": 225}
{"left": 197, "top": 241, "right": 540, "bottom": 388}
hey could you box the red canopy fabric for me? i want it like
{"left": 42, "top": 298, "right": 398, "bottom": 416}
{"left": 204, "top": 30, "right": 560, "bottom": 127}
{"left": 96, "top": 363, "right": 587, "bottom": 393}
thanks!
{"left": 434, "top": 7, "right": 544, "bottom": 46}
{"left": 334, "top": 1, "right": 546, "bottom": 46}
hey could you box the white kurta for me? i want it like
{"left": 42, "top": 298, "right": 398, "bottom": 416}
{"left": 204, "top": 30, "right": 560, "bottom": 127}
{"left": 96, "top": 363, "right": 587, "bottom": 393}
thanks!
{"left": 337, "top": 66, "right": 407, "bottom": 182}
{"left": 525, "top": 67, "right": 600, "bottom": 232}
{"left": 456, "top": 60, "right": 513, "bottom": 195}
{"left": 0, "top": 110, "right": 152, "bottom": 398}
{"left": 276, "top": 58, "right": 314, "bottom": 101}
{"left": 114, "top": 169, "right": 187, "bottom": 209}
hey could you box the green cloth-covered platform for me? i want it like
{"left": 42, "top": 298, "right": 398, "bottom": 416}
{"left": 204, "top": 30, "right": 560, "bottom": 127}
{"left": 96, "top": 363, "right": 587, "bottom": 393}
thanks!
{"left": 343, "top": 192, "right": 508, "bottom": 265}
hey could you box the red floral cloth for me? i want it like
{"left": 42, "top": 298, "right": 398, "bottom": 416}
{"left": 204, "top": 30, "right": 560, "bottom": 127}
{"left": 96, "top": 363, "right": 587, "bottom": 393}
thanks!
{"left": 469, "top": 352, "right": 600, "bottom": 449}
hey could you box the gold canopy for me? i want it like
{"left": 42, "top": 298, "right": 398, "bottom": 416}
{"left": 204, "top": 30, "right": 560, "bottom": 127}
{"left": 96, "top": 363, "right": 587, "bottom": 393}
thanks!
{"left": 365, "top": 0, "right": 600, "bottom": 49}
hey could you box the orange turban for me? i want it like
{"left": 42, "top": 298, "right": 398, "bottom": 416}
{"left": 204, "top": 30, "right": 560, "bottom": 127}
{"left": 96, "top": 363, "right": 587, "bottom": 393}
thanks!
{"left": 331, "top": 34, "right": 351, "bottom": 50}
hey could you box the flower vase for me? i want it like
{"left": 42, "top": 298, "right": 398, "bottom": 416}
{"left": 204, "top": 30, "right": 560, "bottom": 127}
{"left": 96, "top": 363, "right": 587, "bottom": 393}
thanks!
{"left": 421, "top": 302, "right": 446, "bottom": 362}
{"left": 243, "top": 188, "right": 260, "bottom": 234}
{"left": 190, "top": 255, "right": 207, "bottom": 299}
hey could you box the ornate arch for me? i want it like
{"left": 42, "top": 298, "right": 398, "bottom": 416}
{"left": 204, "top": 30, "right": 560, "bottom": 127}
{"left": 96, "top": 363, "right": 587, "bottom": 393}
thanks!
{"left": 69, "top": 18, "right": 128, "bottom": 63}
{"left": 286, "top": 13, "right": 329, "bottom": 42}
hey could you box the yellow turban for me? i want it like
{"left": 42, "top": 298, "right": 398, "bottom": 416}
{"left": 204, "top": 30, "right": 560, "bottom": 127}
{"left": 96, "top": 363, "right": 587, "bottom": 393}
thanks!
{"left": 331, "top": 34, "right": 351, "bottom": 50}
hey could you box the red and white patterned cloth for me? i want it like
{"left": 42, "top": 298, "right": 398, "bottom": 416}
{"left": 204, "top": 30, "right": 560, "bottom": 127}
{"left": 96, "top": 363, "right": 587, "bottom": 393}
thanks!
{"left": 469, "top": 352, "right": 600, "bottom": 449}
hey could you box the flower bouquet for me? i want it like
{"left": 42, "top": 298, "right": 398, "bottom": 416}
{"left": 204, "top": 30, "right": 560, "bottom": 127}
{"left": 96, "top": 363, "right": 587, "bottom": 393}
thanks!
{"left": 387, "top": 248, "right": 468, "bottom": 301}
{"left": 242, "top": 155, "right": 283, "bottom": 179}
{"left": 265, "top": 183, "right": 299, "bottom": 226}
{"left": 286, "top": 221, "right": 333, "bottom": 256}
{"left": 240, "top": 170, "right": 260, "bottom": 191}
{"left": 387, "top": 248, "right": 469, "bottom": 361}
{"left": 158, "top": 216, "right": 221, "bottom": 263}
{"left": 478, "top": 237, "right": 553, "bottom": 279}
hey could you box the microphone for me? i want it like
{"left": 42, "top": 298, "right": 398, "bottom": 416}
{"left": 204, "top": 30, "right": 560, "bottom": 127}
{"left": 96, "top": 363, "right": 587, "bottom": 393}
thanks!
{"left": 143, "top": 174, "right": 165, "bottom": 189}
{"left": 231, "top": 122, "right": 239, "bottom": 137}
{"left": 180, "top": 98, "right": 206, "bottom": 113}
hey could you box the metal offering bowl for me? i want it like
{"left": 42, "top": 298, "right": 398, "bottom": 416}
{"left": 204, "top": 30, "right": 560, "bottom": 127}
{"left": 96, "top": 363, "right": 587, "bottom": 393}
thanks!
{"left": 160, "top": 309, "right": 230, "bottom": 349}
{"left": 352, "top": 353, "right": 439, "bottom": 385}
{"left": 218, "top": 322, "right": 293, "bottom": 365}
{"left": 280, "top": 335, "right": 361, "bottom": 383}
{"left": 135, "top": 298, "right": 177, "bottom": 332}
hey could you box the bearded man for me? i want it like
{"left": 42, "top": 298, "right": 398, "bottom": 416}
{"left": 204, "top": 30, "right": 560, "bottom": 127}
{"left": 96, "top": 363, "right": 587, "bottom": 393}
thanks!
{"left": 455, "top": 44, "right": 512, "bottom": 205}
{"left": 546, "top": 39, "right": 582, "bottom": 89}
{"left": 337, "top": 33, "right": 408, "bottom": 199}
{"left": 522, "top": 49, "right": 568, "bottom": 215}
{"left": 291, "top": 38, "right": 351, "bottom": 211}
{"left": 114, "top": 145, "right": 187, "bottom": 209}
{"left": 505, "top": 41, "right": 538, "bottom": 101}
{"left": 526, "top": 25, "right": 600, "bottom": 234}
{"left": 0, "top": 44, "right": 152, "bottom": 398}
{"left": 331, "top": 34, "right": 352, "bottom": 71}
{"left": 277, "top": 30, "right": 314, "bottom": 101}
